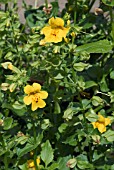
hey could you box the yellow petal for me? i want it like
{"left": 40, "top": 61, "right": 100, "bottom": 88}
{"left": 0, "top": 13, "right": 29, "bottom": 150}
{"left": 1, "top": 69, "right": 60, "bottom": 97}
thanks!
{"left": 24, "top": 85, "right": 34, "bottom": 94}
{"left": 39, "top": 91, "right": 48, "bottom": 99}
{"left": 36, "top": 157, "right": 40, "bottom": 165}
{"left": 41, "top": 26, "right": 52, "bottom": 36}
{"left": 92, "top": 122, "right": 96, "bottom": 129}
{"left": 49, "top": 17, "right": 64, "bottom": 27}
{"left": 27, "top": 160, "right": 34, "bottom": 168}
{"left": 23, "top": 95, "right": 32, "bottom": 105}
{"left": 31, "top": 101, "right": 39, "bottom": 111}
{"left": 37, "top": 99, "right": 46, "bottom": 108}
{"left": 33, "top": 83, "right": 41, "bottom": 92}
{"left": 97, "top": 123, "right": 106, "bottom": 133}
{"left": 105, "top": 118, "right": 111, "bottom": 126}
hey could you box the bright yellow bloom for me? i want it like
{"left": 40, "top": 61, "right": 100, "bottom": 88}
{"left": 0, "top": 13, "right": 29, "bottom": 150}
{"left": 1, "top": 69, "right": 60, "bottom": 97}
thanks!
{"left": 23, "top": 83, "right": 48, "bottom": 111}
{"left": 40, "top": 17, "right": 70, "bottom": 43}
{"left": 92, "top": 113, "right": 111, "bottom": 133}
{"left": 27, "top": 157, "right": 40, "bottom": 170}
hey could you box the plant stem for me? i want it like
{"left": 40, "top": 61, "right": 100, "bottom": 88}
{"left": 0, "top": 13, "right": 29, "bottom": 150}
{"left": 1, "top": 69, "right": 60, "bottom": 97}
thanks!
{"left": 74, "top": 0, "right": 77, "bottom": 24}
{"left": 32, "top": 119, "right": 38, "bottom": 170}
{"left": 109, "top": 7, "right": 114, "bottom": 44}
{"left": 35, "top": 0, "right": 38, "bottom": 8}
{"left": 45, "top": 0, "right": 48, "bottom": 9}
{"left": 4, "top": 153, "right": 8, "bottom": 170}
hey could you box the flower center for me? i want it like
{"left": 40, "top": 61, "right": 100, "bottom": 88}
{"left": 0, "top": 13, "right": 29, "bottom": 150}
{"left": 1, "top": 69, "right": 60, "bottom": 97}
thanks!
{"left": 32, "top": 93, "right": 40, "bottom": 103}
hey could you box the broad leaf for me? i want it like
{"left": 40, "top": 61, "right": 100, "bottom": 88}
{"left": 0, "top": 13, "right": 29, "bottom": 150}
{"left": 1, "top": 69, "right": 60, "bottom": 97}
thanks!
{"left": 41, "top": 140, "right": 54, "bottom": 167}
{"left": 76, "top": 40, "right": 112, "bottom": 53}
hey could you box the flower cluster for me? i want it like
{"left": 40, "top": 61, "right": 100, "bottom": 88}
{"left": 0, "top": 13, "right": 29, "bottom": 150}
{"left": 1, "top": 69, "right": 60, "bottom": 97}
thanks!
{"left": 24, "top": 83, "right": 48, "bottom": 111}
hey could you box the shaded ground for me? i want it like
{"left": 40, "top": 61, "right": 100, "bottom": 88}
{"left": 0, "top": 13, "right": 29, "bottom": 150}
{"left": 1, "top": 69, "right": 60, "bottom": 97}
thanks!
{"left": 17, "top": 0, "right": 100, "bottom": 23}
{"left": 1, "top": 0, "right": 100, "bottom": 23}
{"left": 18, "top": 0, "right": 67, "bottom": 23}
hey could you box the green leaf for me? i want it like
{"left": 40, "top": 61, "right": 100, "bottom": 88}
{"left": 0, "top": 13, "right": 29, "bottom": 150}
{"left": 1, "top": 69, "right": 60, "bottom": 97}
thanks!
{"left": 102, "top": 0, "right": 114, "bottom": 6}
{"left": 57, "top": 156, "right": 71, "bottom": 170}
{"left": 92, "top": 150, "right": 104, "bottom": 161}
{"left": 100, "top": 76, "right": 109, "bottom": 92}
{"left": 85, "top": 81, "right": 97, "bottom": 89}
{"left": 110, "top": 71, "right": 114, "bottom": 79}
{"left": 48, "top": 163, "right": 59, "bottom": 170}
{"left": 17, "top": 134, "right": 43, "bottom": 157}
{"left": 41, "top": 140, "right": 54, "bottom": 167}
{"left": 12, "top": 101, "right": 26, "bottom": 110}
{"left": 54, "top": 102, "right": 61, "bottom": 114}
{"left": 3, "top": 117, "right": 13, "bottom": 130}
{"left": 81, "top": 99, "right": 91, "bottom": 110}
{"left": 108, "top": 91, "right": 114, "bottom": 103}
{"left": 76, "top": 154, "right": 93, "bottom": 169}
{"left": 102, "top": 130, "right": 114, "bottom": 142}
{"left": 73, "top": 62, "right": 88, "bottom": 71}
{"left": 91, "top": 96, "right": 103, "bottom": 106}
{"left": 76, "top": 40, "right": 112, "bottom": 53}
{"left": 18, "top": 163, "right": 28, "bottom": 170}
{"left": 58, "top": 123, "right": 68, "bottom": 133}
{"left": 86, "top": 109, "right": 98, "bottom": 122}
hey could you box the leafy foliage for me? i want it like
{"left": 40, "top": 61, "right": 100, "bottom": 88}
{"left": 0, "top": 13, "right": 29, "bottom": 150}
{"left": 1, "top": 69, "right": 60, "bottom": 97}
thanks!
{"left": 0, "top": 0, "right": 114, "bottom": 169}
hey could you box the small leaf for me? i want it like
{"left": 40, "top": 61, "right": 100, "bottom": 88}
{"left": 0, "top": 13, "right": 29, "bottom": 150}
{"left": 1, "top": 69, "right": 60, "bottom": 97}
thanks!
{"left": 57, "top": 156, "right": 71, "bottom": 170}
{"left": 85, "top": 81, "right": 97, "bottom": 89}
{"left": 48, "top": 163, "right": 59, "bottom": 170}
{"left": 3, "top": 117, "right": 13, "bottom": 130}
{"left": 54, "top": 102, "right": 61, "bottom": 114}
{"left": 91, "top": 96, "right": 103, "bottom": 106}
{"left": 102, "top": 130, "right": 114, "bottom": 142}
{"left": 41, "top": 140, "right": 54, "bottom": 167}
{"left": 73, "top": 62, "right": 88, "bottom": 71}
{"left": 86, "top": 109, "right": 98, "bottom": 122}
{"left": 110, "top": 71, "right": 114, "bottom": 79}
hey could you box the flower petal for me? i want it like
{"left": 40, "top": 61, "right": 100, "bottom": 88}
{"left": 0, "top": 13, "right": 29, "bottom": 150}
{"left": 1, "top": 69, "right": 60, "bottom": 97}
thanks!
{"left": 33, "top": 83, "right": 41, "bottom": 92}
{"left": 49, "top": 17, "right": 64, "bottom": 27}
{"left": 24, "top": 85, "right": 34, "bottom": 94}
{"left": 31, "top": 101, "right": 39, "bottom": 111}
{"left": 92, "top": 122, "right": 96, "bottom": 129}
{"left": 97, "top": 123, "right": 106, "bottom": 133}
{"left": 23, "top": 95, "right": 32, "bottom": 105}
{"left": 105, "top": 118, "right": 111, "bottom": 126}
{"left": 39, "top": 91, "right": 48, "bottom": 99}
{"left": 37, "top": 99, "right": 46, "bottom": 108}
{"left": 41, "top": 26, "right": 52, "bottom": 36}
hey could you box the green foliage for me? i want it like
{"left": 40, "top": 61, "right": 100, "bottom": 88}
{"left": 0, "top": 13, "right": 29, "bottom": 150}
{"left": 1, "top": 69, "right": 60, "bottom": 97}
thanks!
{"left": 0, "top": 0, "right": 114, "bottom": 169}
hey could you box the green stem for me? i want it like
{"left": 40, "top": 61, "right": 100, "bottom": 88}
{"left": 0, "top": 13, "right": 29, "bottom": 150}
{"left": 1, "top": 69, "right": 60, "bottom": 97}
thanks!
{"left": 32, "top": 120, "right": 38, "bottom": 170}
{"left": 45, "top": 0, "right": 48, "bottom": 9}
{"left": 74, "top": 0, "right": 77, "bottom": 24}
{"left": 109, "top": 7, "right": 114, "bottom": 44}
{"left": 35, "top": 0, "right": 38, "bottom": 8}
{"left": 4, "top": 153, "right": 8, "bottom": 170}
{"left": 5, "top": 3, "right": 8, "bottom": 12}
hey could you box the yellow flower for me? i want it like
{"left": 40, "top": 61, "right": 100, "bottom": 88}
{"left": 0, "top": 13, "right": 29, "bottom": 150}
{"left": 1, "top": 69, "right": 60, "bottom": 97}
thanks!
{"left": 27, "top": 157, "right": 40, "bottom": 169}
{"left": 40, "top": 17, "right": 70, "bottom": 43}
{"left": 23, "top": 83, "right": 48, "bottom": 111}
{"left": 92, "top": 113, "right": 111, "bottom": 133}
